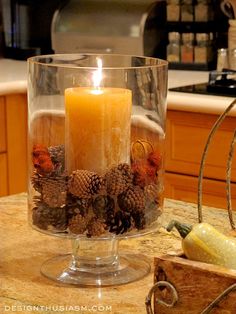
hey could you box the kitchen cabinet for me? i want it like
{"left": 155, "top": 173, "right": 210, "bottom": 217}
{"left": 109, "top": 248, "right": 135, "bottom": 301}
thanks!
{"left": 165, "top": 109, "right": 236, "bottom": 209}
{"left": 0, "top": 93, "right": 27, "bottom": 196}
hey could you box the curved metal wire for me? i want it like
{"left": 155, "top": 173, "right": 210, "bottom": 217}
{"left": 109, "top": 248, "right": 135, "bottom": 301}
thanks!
{"left": 145, "top": 280, "right": 178, "bottom": 314}
{"left": 201, "top": 283, "right": 236, "bottom": 314}
{"left": 146, "top": 280, "right": 236, "bottom": 314}
{"left": 198, "top": 98, "right": 236, "bottom": 222}
{"left": 226, "top": 129, "right": 236, "bottom": 229}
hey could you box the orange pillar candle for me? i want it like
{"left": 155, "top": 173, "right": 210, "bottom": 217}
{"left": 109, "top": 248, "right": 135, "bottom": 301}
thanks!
{"left": 65, "top": 87, "right": 132, "bottom": 175}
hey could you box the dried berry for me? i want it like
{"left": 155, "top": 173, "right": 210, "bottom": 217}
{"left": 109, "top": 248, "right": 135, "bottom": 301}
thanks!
{"left": 32, "top": 144, "right": 54, "bottom": 175}
{"left": 68, "top": 170, "right": 103, "bottom": 198}
{"left": 68, "top": 213, "right": 88, "bottom": 235}
{"left": 132, "top": 161, "right": 157, "bottom": 188}
{"left": 117, "top": 186, "right": 145, "bottom": 213}
{"left": 147, "top": 151, "right": 162, "bottom": 169}
{"left": 32, "top": 202, "right": 67, "bottom": 231}
{"left": 105, "top": 163, "right": 133, "bottom": 195}
{"left": 87, "top": 217, "right": 106, "bottom": 237}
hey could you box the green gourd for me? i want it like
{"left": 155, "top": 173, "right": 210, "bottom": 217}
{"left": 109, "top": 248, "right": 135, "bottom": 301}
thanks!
{"left": 167, "top": 220, "right": 236, "bottom": 270}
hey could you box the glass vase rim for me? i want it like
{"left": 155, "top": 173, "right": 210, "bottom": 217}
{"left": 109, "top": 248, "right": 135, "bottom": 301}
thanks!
{"left": 27, "top": 53, "right": 168, "bottom": 70}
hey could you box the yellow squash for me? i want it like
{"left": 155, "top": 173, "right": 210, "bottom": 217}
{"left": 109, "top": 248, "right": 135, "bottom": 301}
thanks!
{"left": 167, "top": 220, "right": 236, "bottom": 270}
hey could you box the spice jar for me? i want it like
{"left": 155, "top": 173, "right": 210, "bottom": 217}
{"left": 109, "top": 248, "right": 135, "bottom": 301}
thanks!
{"left": 194, "top": 33, "right": 209, "bottom": 63}
{"left": 217, "top": 48, "right": 228, "bottom": 71}
{"left": 228, "top": 48, "right": 236, "bottom": 70}
{"left": 167, "top": 0, "right": 180, "bottom": 21}
{"left": 181, "top": 33, "right": 194, "bottom": 63}
{"left": 228, "top": 19, "right": 236, "bottom": 53}
{"left": 167, "top": 32, "right": 180, "bottom": 62}
{"left": 180, "top": 0, "right": 194, "bottom": 22}
{"left": 195, "top": 0, "right": 213, "bottom": 22}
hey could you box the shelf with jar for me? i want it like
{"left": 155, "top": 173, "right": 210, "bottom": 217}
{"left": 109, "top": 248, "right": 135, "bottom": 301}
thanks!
{"left": 167, "top": 31, "right": 216, "bottom": 70}
{"left": 167, "top": 0, "right": 214, "bottom": 23}
{"left": 166, "top": 0, "right": 228, "bottom": 70}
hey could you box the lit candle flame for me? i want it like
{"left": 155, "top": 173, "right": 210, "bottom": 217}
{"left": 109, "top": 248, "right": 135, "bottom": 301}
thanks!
{"left": 92, "top": 58, "right": 103, "bottom": 89}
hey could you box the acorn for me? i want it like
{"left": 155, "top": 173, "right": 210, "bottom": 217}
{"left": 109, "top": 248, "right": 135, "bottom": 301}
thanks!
{"left": 68, "top": 170, "right": 103, "bottom": 198}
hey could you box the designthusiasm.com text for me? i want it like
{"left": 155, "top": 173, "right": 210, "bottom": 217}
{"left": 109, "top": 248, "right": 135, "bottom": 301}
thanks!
{"left": 3, "top": 304, "right": 113, "bottom": 312}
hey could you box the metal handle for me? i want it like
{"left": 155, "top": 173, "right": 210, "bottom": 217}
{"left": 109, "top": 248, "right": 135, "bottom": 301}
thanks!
{"left": 145, "top": 281, "right": 178, "bottom": 314}
{"left": 146, "top": 281, "right": 236, "bottom": 314}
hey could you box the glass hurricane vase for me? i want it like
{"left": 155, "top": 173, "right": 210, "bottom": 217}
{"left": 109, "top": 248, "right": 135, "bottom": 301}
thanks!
{"left": 27, "top": 54, "right": 168, "bottom": 286}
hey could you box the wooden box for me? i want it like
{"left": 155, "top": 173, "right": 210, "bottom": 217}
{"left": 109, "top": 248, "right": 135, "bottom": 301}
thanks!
{"left": 153, "top": 253, "right": 236, "bottom": 314}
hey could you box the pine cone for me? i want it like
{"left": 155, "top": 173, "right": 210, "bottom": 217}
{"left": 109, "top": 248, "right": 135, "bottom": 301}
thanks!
{"left": 40, "top": 177, "right": 67, "bottom": 208}
{"left": 48, "top": 145, "right": 65, "bottom": 173}
{"left": 144, "top": 184, "right": 162, "bottom": 225}
{"left": 68, "top": 213, "right": 88, "bottom": 235}
{"left": 87, "top": 217, "right": 106, "bottom": 237}
{"left": 92, "top": 195, "right": 115, "bottom": 219}
{"left": 68, "top": 170, "right": 103, "bottom": 198}
{"left": 109, "top": 210, "right": 132, "bottom": 235}
{"left": 144, "top": 184, "right": 161, "bottom": 202}
{"left": 105, "top": 163, "right": 133, "bottom": 196}
{"left": 117, "top": 186, "right": 145, "bottom": 213}
{"left": 67, "top": 194, "right": 92, "bottom": 218}
{"left": 32, "top": 202, "right": 67, "bottom": 231}
{"left": 31, "top": 172, "right": 43, "bottom": 193}
{"left": 131, "top": 210, "right": 145, "bottom": 230}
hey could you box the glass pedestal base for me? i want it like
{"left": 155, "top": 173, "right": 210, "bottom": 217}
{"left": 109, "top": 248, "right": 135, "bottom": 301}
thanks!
{"left": 40, "top": 238, "right": 150, "bottom": 286}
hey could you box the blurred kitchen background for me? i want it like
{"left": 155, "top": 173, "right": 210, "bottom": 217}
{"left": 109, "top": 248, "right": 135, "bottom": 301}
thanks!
{"left": 0, "top": 0, "right": 230, "bottom": 70}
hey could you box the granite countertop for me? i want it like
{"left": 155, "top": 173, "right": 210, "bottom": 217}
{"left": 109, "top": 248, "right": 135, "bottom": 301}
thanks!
{"left": 0, "top": 58, "right": 235, "bottom": 116}
{"left": 1, "top": 193, "right": 235, "bottom": 314}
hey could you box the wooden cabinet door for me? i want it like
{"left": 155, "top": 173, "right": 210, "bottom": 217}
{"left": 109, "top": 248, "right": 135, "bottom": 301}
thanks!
{"left": 0, "top": 96, "right": 6, "bottom": 153}
{"left": 0, "top": 154, "right": 8, "bottom": 196}
{"left": 0, "top": 97, "right": 8, "bottom": 196}
{"left": 6, "top": 94, "right": 27, "bottom": 194}
{"left": 165, "top": 172, "right": 236, "bottom": 210}
{"left": 166, "top": 110, "right": 236, "bottom": 182}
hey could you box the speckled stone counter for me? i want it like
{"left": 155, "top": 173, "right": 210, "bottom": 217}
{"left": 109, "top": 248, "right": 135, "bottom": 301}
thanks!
{"left": 0, "top": 193, "right": 235, "bottom": 314}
